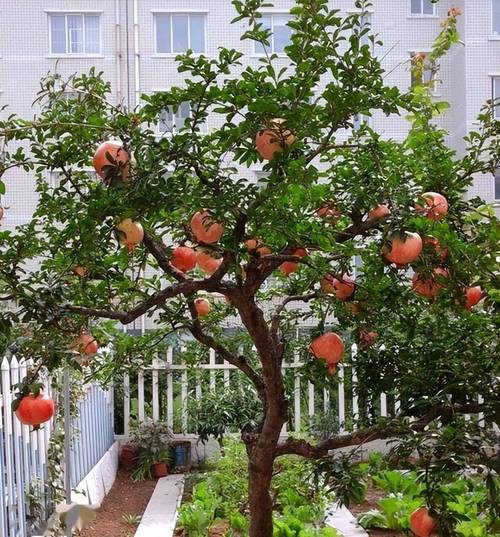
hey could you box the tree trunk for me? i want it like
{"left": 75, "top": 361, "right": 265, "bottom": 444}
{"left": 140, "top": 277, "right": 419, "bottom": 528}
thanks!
{"left": 248, "top": 452, "right": 275, "bottom": 537}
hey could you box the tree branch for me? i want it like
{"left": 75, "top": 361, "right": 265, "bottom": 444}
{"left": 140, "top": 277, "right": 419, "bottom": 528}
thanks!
{"left": 271, "top": 292, "right": 318, "bottom": 335}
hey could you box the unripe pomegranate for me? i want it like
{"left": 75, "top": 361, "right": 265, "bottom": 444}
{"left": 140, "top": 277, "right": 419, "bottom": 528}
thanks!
{"left": 310, "top": 332, "right": 345, "bottom": 375}
{"left": 15, "top": 393, "right": 55, "bottom": 429}
{"left": 255, "top": 118, "right": 295, "bottom": 160}
{"left": 117, "top": 218, "right": 144, "bottom": 253}
{"left": 196, "top": 251, "right": 222, "bottom": 275}
{"left": 409, "top": 507, "right": 437, "bottom": 537}
{"left": 279, "top": 248, "right": 307, "bottom": 276}
{"left": 382, "top": 232, "right": 423, "bottom": 267}
{"left": 416, "top": 192, "right": 448, "bottom": 221}
{"left": 464, "top": 285, "right": 482, "bottom": 309}
{"left": 246, "top": 239, "right": 271, "bottom": 256}
{"left": 422, "top": 236, "right": 448, "bottom": 260}
{"left": 171, "top": 246, "right": 197, "bottom": 272}
{"left": 194, "top": 298, "right": 210, "bottom": 316}
{"left": 412, "top": 267, "right": 449, "bottom": 298}
{"left": 93, "top": 140, "right": 130, "bottom": 182}
{"left": 368, "top": 204, "right": 390, "bottom": 220}
{"left": 191, "top": 211, "right": 224, "bottom": 244}
{"left": 320, "top": 274, "right": 355, "bottom": 301}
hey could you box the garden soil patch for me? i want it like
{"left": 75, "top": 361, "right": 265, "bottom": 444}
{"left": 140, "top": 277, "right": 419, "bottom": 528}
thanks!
{"left": 78, "top": 469, "right": 156, "bottom": 537}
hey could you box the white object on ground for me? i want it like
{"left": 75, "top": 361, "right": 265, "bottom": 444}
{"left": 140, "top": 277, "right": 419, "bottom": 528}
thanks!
{"left": 134, "top": 474, "right": 185, "bottom": 537}
{"left": 324, "top": 503, "right": 369, "bottom": 537}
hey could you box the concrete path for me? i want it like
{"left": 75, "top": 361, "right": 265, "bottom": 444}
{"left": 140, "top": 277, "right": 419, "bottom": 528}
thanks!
{"left": 325, "top": 503, "right": 369, "bottom": 536}
{"left": 134, "top": 474, "right": 185, "bottom": 537}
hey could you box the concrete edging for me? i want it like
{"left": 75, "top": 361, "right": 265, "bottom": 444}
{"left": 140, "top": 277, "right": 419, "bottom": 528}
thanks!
{"left": 325, "top": 503, "right": 369, "bottom": 537}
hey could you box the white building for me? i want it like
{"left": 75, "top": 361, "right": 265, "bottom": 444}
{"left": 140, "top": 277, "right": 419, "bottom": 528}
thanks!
{"left": 0, "top": 0, "right": 499, "bottom": 227}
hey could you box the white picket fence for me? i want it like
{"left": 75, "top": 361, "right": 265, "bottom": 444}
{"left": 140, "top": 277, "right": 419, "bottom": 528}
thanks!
{"left": 117, "top": 344, "right": 403, "bottom": 437}
{"left": 0, "top": 356, "right": 115, "bottom": 537}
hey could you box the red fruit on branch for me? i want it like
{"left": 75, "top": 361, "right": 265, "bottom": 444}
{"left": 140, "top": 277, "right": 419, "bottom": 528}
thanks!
{"left": 422, "top": 236, "right": 448, "bottom": 260}
{"left": 368, "top": 204, "right": 390, "bottom": 220}
{"left": 255, "top": 118, "right": 295, "bottom": 160}
{"left": 117, "top": 219, "right": 144, "bottom": 253}
{"left": 320, "top": 274, "right": 355, "bottom": 301}
{"left": 194, "top": 298, "right": 211, "bottom": 316}
{"left": 191, "top": 211, "right": 224, "bottom": 244}
{"left": 416, "top": 192, "right": 449, "bottom": 221}
{"left": 246, "top": 239, "right": 271, "bottom": 256}
{"left": 15, "top": 393, "right": 55, "bottom": 429}
{"left": 410, "top": 507, "right": 438, "bottom": 537}
{"left": 359, "top": 330, "right": 378, "bottom": 348}
{"left": 73, "top": 266, "right": 88, "bottom": 278}
{"left": 196, "top": 251, "right": 222, "bottom": 275}
{"left": 382, "top": 232, "right": 423, "bottom": 267}
{"left": 171, "top": 246, "right": 197, "bottom": 272}
{"left": 316, "top": 202, "right": 341, "bottom": 222}
{"left": 309, "top": 332, "right": 345, "bottom": 375}
{"left": 412, "top": 268, "right": 449, "bottom": 299}
{"left": 93, "top": 140, "right": 130, "bottom": 182}
{"left": 464, "top": 285, "right": 482, "bottom": 309}
{"left": 279, "top": 248, "right": 307, "bottom": 276}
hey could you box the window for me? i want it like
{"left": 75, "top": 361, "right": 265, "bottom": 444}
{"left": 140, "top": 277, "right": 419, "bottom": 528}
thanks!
{"left": 255, "top": 14, "right": 292, "bottom": 54}
{"left": 158, "top": 102, "right": 206, "bottom": 133}
{"left": 493, "top": 0, "right": 500, "bottom": 35}
{"left": 48, "top": 169, "right": 97, "bottom": 191}
{"left": 49, "top": 14, "right": 100, "bottom": 54}
{"left": 353, "top": 113, "right": 370, "bottom": 130}
{"left": 410, "top": 0, "right": 435, "bottom": 15}
{"left": 495, "top": 168, "right": 500, "bottom": 200}
{"left": 493, "top": 77, "right": 500, "bottom": 119}
{"left": 359, "top": 12, "right": 371, "bottom": 47}
{"left": 155, "top": 14, "right": 205, "bottom": 54}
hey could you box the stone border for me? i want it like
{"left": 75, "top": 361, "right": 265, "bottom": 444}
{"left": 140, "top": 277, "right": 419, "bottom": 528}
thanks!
{"left": 325, "top": 503, "right": 369, "bottom": 537}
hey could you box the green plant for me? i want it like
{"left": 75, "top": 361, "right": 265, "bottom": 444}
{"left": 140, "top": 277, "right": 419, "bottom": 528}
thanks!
{"left": 131, "top": 447, "right": 172, "bottom": 481}
{"left": 357, "top": 495, "right": 422, "bottom": 531}
{"left": 121, "top": 512, "right": 142, "bottom": 525}
{"left": 371, "top": 470, "right": 423, "bottom": 497}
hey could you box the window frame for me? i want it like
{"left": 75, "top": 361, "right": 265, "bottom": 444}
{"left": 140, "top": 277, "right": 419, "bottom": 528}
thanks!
{"left": 156, "top": 99, "right": 208, "bottom": 136}
{"left": 48, "top": 13, "right": 101, "bottom": 56}
{"left": 493, "top": 76, "right": 500, "bottom": 120}
{"left": 493, "top": 0, "right": 500, "bottom": 36}
{"left": 153, "top": 12, "right": 207, "bottom": 55}
{"left": 409, "top": 0, "right": 436, "bottom": 17}
{"left": 495, "top": 168, "right": 500, "bottom": 202}
{"left": 253, "top": 13, "right": 293, "bottom": 55}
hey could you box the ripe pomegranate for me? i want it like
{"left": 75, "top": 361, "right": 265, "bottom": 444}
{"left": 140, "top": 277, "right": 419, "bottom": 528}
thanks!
{"left": 359, "top": 330, "right": 378, "bottom": 348}
{"left": 117, "top": 219, "right": 144, "bottom": 253}
{"left": 416, "top": 192, "right": 449, "bottom": 221}
{"left": 464, "top": 285, "right": 482, "bottom": 309}
{"left": 409, "top": 507, "right": 437, "bottom": 537}
{"left": 191, "top": 211, "right": 224, "bottom": 244}
{"left": 171, "top": 246, "right": 197, "bottom": 272}
{"left": 15, "top": 393, "right": 55, "bottom": 429}
{"left": 194, "top": 298, "right": 210, "bottom": 316}
{"left": 316, "top": 202, "right": 341, "bottom": 222}
{"left": 196, "top": 251, "right": 222, "bottom": 275}
{"left": 422, "top": 236, "right": 448, "bottom": 260}
{"left": 320, "top": 274, "right": 355, "bottom": 301}
{"left": 93, "top": 140, "right": 130, "bottom": 182}
{"left": 382, "top": 232, "right": 423, "bottom": 267}
{"left": 368, "top": 204, "right": 390, "bottom": 220}
{"left": 255, "top": 118, "right": 295, "bottom": 160}
{"left": 310, "top": 332, "right": 345, "bottom": 375}
{"left": 246, "top": 239, "right": 271, "bottom": 256}
{"left": 76, "top": 332, "right": 99, "bottom": 355}
{"left": 73, "top": 266, "right": 88, "bottom": 278}
{"left": 412, "top": 268, "right": 449, "bottom": 299}
{"left": 279, "top": 248, "right": 307, "bottom": 276}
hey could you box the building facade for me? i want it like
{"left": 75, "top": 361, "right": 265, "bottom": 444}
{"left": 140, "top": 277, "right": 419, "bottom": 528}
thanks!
{"left": 0, "top": 0, "right": 499, "bottom": 227}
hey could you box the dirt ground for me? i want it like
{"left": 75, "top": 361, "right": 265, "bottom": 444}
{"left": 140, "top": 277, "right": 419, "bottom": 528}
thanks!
{"left": 77, "top": 469, "right": 156, "bottom": 537}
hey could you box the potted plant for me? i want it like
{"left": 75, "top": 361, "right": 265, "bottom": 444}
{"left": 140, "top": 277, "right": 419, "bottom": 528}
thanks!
{"left": 128, "top": 420, "right": 174, "bottom": 481}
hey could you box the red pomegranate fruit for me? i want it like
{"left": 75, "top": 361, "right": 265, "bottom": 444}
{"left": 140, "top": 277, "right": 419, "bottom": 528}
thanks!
{"left": 73, "top": 266, "right": 88, "bottom": 278}
{"left": 309, "top": 332, "right": 345, "bottom": 375}
{"left": 255, "top": 118, "right": 295, "bottom": 160}
{"left": 368, "top": 204, "right": 390, "bottom": 220}
{"left": 382, "top": 232, "right": 423, "bottom": 267}
{"left": 117, "top": 219, "right": 144, "bottom": 253}
{"left": 422, "top": 236, "right": 448, "bottom": 260}
{"left": 464, "top": 286, "right": 482, "bottom": 309}
{"left": 93, "top": 140, "right": 130, "bottom": 182}
{"left": 191, "top": 211, "right": 224, "bottom": 244}
{"left": 320, "top": 274, "right": 355, "bottom": 301}
{"left": 412, "top": 268, "right": 449, "bottom": 299}
{"left": 316, "top": 202, "right": 341, "bottom": 222}
{"left": 171, "top": 246, "right": 197, "bottom": 272}
{"left": 409, "top": 507, "right": 437, "bottom": 537}
{"left": 279, "top": 248, "right": 307, "bottom": 277}
{"left": 194, "top": 298, "right": 211, "bottom": 316}
{"left": 196, "top": 251, "right": 222, "bottom": 275}
{"left": 15, "top": 393, "right": 55, "bottom": 429}
{"left": 359, "top": 330, "right": 378, "bottom": 348}
{"left": 416, "top": 192, "right": 448, "bottom": 221}
{"left": 246, "top": 239, "right": 271, "bottom": 256}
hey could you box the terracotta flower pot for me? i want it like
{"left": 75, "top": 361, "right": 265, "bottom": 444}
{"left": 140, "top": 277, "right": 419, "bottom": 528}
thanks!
{"left": 152, "top": 462, "right": 168, "bottom": 478}
{"left": 120, "top": 444, "right": 137, "bottom": 470}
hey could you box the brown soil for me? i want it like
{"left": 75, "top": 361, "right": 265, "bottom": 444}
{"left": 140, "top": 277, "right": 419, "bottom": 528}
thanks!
{"left": 78, "top": 469, "right": 156, "bottom": 537}
{"left": 349, "top": 486, "right": 404, "bottom": 537}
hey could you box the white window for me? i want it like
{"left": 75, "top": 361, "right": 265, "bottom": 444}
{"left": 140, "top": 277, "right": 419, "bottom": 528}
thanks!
{"left": 493, "top": 77, "right": 500, "bottom": 119}
{"left": 493, "top": 0, "right": 500, "bottom": 35}
{"left": 495, "top": 168, "right": 500, "bottom": 200}
{"left": 48, "top": 170, "right": 97, "bottom": 190}
{"left": 49, "top": 14, "right": 100, "bottom": 54}
{"left": 155, "top": 14, "right": 205, "bottom": 54}
{"left": 359, "top": 12, "right": 371, "bottom": 47}
{"left": 353, "top": 113, "right": 370, "bottom": 130}
{"left": 255, "top": 14, "right": 292, "bottom": 54}
{"left": 158, "top": 102, "right": 207, "bottom": 133}
{"left": 410, "top": 0, "right": 435, "bottom": 15}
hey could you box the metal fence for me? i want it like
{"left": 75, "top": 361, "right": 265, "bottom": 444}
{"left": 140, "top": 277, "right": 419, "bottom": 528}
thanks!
{"left": 0, "top": 356, "right": 115, "bottom": 537}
